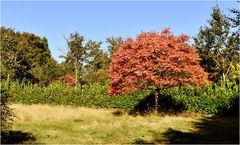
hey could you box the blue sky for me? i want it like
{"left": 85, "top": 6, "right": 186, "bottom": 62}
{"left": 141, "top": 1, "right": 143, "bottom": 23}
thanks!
{"left": 1, "top": 1, "right": 238, "bottom": 62}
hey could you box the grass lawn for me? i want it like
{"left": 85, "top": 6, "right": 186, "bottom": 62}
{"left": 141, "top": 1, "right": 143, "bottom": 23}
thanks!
{"left": 3, "top": 104, "right": 239, "bottom": 144}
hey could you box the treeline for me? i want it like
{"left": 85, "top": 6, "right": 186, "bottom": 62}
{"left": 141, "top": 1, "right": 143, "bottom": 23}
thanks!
{"left": 1, "top": 28, "right": 62, "bottom": 85}
{"left": 1, "top": 6, "right": 239, "bottom": 86}
{"left": 0, "top": 27, "right": 123, "bottom": 85}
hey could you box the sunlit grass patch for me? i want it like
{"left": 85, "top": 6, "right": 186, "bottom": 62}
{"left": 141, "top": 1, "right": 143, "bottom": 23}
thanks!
{"left": 9, "top": 104, "right": 238, "bottom": 144}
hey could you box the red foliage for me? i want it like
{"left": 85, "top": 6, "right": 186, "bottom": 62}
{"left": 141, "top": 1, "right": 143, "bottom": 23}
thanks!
{"left": 108, "top": 28, "right": 209, "bottom": 95}
{"left": 59, "top": 74, "right": 77, "bottom": 87}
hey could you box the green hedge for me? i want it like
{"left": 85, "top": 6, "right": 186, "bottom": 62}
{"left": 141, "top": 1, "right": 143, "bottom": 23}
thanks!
{"left": 1, "top": 80, "right": 239, "bottom": 115}
{"left": 1, "top": 81, "right": 150, "bottom": 109}
{"left": 161, "top": 83, "right": 239, "bottom": 114}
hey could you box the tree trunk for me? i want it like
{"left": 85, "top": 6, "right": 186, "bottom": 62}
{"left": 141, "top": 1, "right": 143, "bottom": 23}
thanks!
{"left": 7, "top": 74, "right": 10, "bottom": 82}
{"left": 154, "top": 89, "right": 159, "bottom": 114}
{"left": 222, "top": 73, "right": 226, "bottom": 87}
{"left": 7, "top": 74, "right": 10, "bottom": 89}
{"left": 75, "top": 63, "right": 78, "bottom": 87}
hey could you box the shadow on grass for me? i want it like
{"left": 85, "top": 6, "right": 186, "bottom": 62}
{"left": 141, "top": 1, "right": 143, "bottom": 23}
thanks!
{"left": 1, "top": 130, "right": 36, "bottom": 144}
{"left": 218, "top": 96, "right": 239, "bottom": 116}
{"left": 149, "top": 96, "right": 240, "bottom": 144}
{"left": 112, "top": 110, "right": 125, "bottom": 116}
{"left": 129, "top": 93, "right": 186, "bottom": 115}
{"left": 155, "top": 116, "right": 239, "bottom": 144}
{"left": 132, "top": 137, "right": 156, "bottom": 144}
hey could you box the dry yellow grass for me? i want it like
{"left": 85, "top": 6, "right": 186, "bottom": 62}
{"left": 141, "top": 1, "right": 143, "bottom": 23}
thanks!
{"left": 9, "top": 104, "right": 205, "bottom": 144}
{"left": 11, "top": 104, "right": 116, "bottom": 122}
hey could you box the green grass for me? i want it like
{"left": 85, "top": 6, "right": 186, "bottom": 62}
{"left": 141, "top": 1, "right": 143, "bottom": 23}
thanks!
{"left": 5, "top": 104, "right": 239, "bottom": 144}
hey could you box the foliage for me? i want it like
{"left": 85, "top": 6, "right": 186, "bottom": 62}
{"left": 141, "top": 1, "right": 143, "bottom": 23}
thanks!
{"left": 83, "top": 49, "right": 110, "bottom": 84}
{"left": 62, "top": 32, "right": 102, "bottom": 85}
{"left": 109, "top": 28, "right": 209, "bottom": 96}
{"left": 59, "top": 74, "right": 77, "bottom": 87}
{"left": 162, "top": 81, "right": 239, "bottom": 114}
{"left": 1, "top": 84, "right": 13, "bottom": 131}
{"left": 108, "top": 28, "right": 209, "bottom": 113}
{"left": 106, "top": 36, "right": 123, "bottom": 58}
{"left": 0, "top": 27, "right": 30, "bottom": 81}
{"left": 227, "top": 0, "right": 240, "bottom": 28}
{"left": 30, "top": 58, "right": 63, "bottom": 86}
{"left": 193, "top": 7, "right": 239, "bottom": 82}
{"left": 2, "top": 80, "right": 238, "bottom": 115}
{"left": 0, "top": 27, "right": 61, "bottom": 84}
{"left": 1, "top": 80, "right": 147, "bottom": 109}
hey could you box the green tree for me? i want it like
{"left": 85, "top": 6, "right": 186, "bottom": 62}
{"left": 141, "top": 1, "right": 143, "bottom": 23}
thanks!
{"left": 227, "top": 1, "right": 240, "bottom": 28}
{"left": 106, "top": 36, "right": 123, "bottom": 58}
{"left": 0, "top": 27, "right": 32, "bottom": 82}
{"left": 31, "top": 58, "right": 63, "bottom": 85}
{"left": 83, "top": 49, "right": 109, "bottom": 84}
{"left": 62, "top": 32, "right": 102, "bottom": 85}
{"left": 193, "top": 7, "right": 239, "bottom": 83}
{"left": 0, "top": 27, "right": 60, "bottom": 84}
{"left": 18, "top": 33, "right": 56, "bottom": 84}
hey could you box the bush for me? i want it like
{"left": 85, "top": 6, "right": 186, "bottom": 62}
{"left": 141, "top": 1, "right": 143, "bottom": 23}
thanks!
{"left": 1, "top": 81, "right": 150, "bottom": 110}
{"left": 1, "top": 83, "right": 13, "bottom": 131}
{"left": 1, "top": 80, "right": 238, "bottom": 115}
{"left": 162, "top": 82, "right": 239, "bottom": 114}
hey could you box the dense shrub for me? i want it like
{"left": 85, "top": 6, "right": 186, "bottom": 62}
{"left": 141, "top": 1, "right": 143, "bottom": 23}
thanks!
{"left": 1, "top": 80, "right": 238, "bottom": 115}
{"left": 1, "top": 84, "right": 13, "bottom": 131}
{"left": 161, "top": 82, "right": 239, "bottom": 114}
{"left": 1, "top": 81, "right": 150, "bottom": 109}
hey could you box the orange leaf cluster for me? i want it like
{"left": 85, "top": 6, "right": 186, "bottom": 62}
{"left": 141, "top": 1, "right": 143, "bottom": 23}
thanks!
{"left": 59, "top": 74, "right": 77, "bottom": 87}
{"left": 108, "top": 28, "right": 209, "bottom": 95}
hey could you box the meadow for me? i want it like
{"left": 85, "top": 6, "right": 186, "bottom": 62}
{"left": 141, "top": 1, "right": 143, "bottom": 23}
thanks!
{"left": 2, "top": 104, "right": 238, "bottom": 144}
{"left": 1, "top": 80, "right": 239, "bottom": 144}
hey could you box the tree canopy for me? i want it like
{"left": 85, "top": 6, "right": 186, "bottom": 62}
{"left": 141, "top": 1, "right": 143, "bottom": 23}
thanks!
{"left": 194, "top": 7, "right": 239, "bottom": 83}
{"left": 109, "top": 28, "right": 209, "bottom": 96}
{"left": 0, "top": 27, "right": 60, "bottom": 84}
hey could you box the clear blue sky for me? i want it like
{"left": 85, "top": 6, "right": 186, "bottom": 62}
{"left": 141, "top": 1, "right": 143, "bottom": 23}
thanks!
{"left": 1, "top": 1, "right": 238, "bottom": 62}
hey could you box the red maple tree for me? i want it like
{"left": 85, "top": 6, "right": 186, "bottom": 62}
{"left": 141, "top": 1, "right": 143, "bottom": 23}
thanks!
{"left": 108, "top": 28, "right": 209, "bottom": 113}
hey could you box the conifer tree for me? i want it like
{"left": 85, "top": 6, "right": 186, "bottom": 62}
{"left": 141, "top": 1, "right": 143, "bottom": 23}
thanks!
{"left": 193, "top": 7, "right": 239, "bottom": 83}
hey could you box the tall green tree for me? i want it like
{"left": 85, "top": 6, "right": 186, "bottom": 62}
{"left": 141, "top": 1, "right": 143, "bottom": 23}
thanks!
{"left": 226, "top": 1, "right": 240, "bottom": 84}
{"left": 62, "top": 32, "right": 102, "bottom": 85}
{"left": 106, "top": 36, "right": 123, "bottom": 58}
{"left": 227, "top": 1, "right": 240, "bottom": 28}
{"left": 193, "top": 7, "right": 239, "bottom": 83}
{"left": 0, "top": 27, "right": 60, "bottom": 84}
{"left": 83, "top": 49, "right": 109, "bottom": 84}
{"left": 31, "top": 58, "right": 63, "bottom": 85}
{"left": 82, "top": 36, "right": 124, "bottom": 84}
{"left": 0, "top": 27, "right": 32, "bottom": 82}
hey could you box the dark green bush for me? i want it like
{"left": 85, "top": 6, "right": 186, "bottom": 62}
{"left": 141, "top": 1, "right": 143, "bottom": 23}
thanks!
{"left": 161, "top": 82, "right": 239, "bottom": 114}
{"left": 1, "top": 80, "right": 239, "bottom": 115}
{"left": 1, "top": 83, "right": 13, "bottom": 131}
